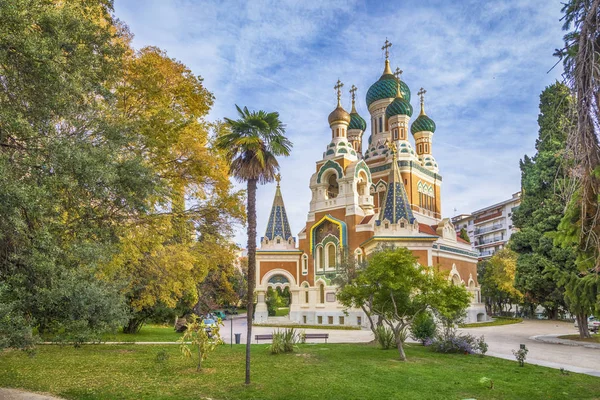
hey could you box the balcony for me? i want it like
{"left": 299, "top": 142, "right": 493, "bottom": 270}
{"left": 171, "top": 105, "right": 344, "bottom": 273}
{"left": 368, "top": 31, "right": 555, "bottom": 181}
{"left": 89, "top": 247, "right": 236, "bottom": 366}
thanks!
{"left": 479, "top": 249, "right": 495, "bottom": 258}
{"left": 358, "top": 194, "right": 374, "bottom": 209}
{"left": 474, "top": 235, "right": 505, "bottom": 247}
{"left": 474, "top": 210, "right": 503, "bottom": 224}
{"left": 474, "top": 223, "right": 504, "bottom": 236}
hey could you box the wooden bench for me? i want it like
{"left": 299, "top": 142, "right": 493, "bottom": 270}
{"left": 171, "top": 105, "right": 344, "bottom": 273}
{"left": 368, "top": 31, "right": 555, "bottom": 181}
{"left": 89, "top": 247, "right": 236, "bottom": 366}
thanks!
{"left": 255, "top": 334, "right": 273, "bottom": 343}
{"left": 304, "top": 333, "right": 329, "bottom": 343}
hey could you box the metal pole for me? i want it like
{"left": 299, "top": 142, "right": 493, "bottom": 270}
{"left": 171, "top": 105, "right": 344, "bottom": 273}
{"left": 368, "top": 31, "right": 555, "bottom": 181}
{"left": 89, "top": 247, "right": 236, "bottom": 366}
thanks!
{"left": 230, "top": 317, "right": 233, "bottom": 348}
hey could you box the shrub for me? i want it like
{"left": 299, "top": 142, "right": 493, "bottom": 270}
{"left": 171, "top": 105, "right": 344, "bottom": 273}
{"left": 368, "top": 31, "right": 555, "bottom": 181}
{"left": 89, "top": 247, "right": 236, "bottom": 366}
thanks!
{"left": 268, "top": 331, "right": 285, "bottom": 354}
{"left": 512, "top": 345, "right": 528, "bottom": 367}
{"left": 429, "top": 333, "right": 488, "bottom": 356}
{"left": 410, "top": 311, "right": 437, "bottom": 344}
{"left": 375, "top": 325, "right": 395, "bottom": 350}
{"left": 269, "top": 328, "right": 298, "bottom": 354}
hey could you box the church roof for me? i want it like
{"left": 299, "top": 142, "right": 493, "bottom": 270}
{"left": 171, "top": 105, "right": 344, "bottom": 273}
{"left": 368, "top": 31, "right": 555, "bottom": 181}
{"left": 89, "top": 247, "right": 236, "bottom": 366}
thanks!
{"left": 264, "top": 179, "right": 293, "bottom": 241}
{"left": 377, "top": 149, "right": 416, "bottom": 225}
{"left": 366, "top": 60, "right": 411, "bottom": 107}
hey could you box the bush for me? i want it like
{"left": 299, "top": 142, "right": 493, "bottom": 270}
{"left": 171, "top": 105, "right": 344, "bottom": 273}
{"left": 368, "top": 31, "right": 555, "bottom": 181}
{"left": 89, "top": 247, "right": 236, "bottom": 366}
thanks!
{"left": 512, "top": 345, "right": 528, "bottom": 366}
{"left": 429, "top": 333, "right": 488, "bottom": 356}
{"left": 410, "top": 311, "right": 437, "bottom": 344}
{"left": 269, "top": 328, "right": 298, "bottom": 354}
{"left": 375, "top": 325, "right": 395, "bottom": 350}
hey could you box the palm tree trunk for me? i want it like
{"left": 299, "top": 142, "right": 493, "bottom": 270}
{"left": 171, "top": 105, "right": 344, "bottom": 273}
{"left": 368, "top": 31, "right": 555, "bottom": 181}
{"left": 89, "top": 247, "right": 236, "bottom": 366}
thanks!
{"left": 245, "top": 178, "right": 257, "bottom": 385}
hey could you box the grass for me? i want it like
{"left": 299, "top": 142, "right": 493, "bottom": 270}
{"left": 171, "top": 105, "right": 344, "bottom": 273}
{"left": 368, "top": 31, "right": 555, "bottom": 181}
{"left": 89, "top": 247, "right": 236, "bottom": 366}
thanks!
{"left": 254, "top": 323, "right": 361, "bottom": 330}
{"left": 460, "top": 317, "right": 523, "bottom": 328}
{"left": 1, "top": 343, "right": 598, "bottom": 399}
{"left": 558, "top": 334, "right": 600, "bottom": 343}
{"left": 101, "top": 324, "right": 183, "bottom": 342}
{"left": 274, "top": 307, "right": 289, "bottom": 316}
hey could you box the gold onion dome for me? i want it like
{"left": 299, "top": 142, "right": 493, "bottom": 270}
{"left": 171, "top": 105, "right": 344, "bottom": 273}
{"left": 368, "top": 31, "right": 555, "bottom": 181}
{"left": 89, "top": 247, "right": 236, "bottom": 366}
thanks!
{"left": 328, "top": 103, "right": 351, "bottom": 125}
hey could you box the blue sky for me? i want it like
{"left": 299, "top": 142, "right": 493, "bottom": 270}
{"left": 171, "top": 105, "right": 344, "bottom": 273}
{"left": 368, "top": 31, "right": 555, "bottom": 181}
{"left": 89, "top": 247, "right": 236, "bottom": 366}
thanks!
{"left": 114, "top": 0, "right": 566, "bottom": 247}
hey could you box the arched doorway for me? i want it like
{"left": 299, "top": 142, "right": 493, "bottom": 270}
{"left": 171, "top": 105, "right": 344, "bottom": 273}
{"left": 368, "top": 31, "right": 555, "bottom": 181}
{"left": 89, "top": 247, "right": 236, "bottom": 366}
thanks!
{"left": 266, "top": 274, "right": 291, "bottom": 317}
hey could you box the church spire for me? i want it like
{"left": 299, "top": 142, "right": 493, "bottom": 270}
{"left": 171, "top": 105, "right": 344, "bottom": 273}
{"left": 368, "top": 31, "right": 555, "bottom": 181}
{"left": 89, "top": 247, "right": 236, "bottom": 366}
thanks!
{"left": 377, "top": 143, "right": 415, "bottom": 225}
{"left": 381, "top": 38, "right": 393, "bottom": 76}
{"left": 263, "top": 174, "right": 293, "bottom": 242}
{"left": 418, "top": 87, "right": 427, "bottom": 116}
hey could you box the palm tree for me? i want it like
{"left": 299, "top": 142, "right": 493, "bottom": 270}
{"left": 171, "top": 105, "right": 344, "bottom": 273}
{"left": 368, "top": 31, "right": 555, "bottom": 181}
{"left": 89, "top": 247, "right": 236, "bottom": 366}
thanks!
{"left": 217, "top": 105, "right": 292, "bottom": 385}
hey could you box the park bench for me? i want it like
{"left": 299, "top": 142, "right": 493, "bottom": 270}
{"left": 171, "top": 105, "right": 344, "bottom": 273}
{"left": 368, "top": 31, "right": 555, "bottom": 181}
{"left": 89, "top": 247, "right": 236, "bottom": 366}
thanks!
{"left": 304, "top": 333, "right": 329, "bottom": 343}
{"left": 255, "top": 334, "right": 273, "bottom": 343}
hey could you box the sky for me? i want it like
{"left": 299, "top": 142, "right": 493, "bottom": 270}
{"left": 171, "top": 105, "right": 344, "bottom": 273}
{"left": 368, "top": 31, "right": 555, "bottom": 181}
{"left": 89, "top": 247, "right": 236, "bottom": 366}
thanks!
{"left": 114, "top": 0, "right": 566, "bottom": 247}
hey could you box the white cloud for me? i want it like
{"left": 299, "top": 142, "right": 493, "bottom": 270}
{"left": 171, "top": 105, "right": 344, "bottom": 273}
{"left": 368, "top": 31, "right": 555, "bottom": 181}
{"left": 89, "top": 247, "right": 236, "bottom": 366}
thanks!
{"left": 114, "top": 0, "right": 565, "bottom": 246}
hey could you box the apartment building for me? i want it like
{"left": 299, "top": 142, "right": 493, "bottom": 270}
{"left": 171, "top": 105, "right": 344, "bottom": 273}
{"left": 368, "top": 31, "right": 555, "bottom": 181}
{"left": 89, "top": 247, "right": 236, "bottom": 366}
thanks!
{"left": 452, "top": 192, "right": 521, "bottom": 259}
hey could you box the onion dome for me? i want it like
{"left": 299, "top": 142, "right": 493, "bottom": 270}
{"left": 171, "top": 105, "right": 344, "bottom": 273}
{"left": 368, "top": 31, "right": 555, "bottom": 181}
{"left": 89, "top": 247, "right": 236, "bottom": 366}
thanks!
{"left": 349, "top": 103, "right": 367, "bottom": 131}
{"left": 385, "top": 77, "right": 413, "bottom": 118}
{"left": 366, "top": 60, "right": 411, "bottom": 107}
{"left": 329, "top": 79, "right": 351, "bottom": 125}
{"left": 411, "top": 91, "right": 436, "bottom": 134}
{"left": 328, "top": 105, "right": 351, "bottom": 125}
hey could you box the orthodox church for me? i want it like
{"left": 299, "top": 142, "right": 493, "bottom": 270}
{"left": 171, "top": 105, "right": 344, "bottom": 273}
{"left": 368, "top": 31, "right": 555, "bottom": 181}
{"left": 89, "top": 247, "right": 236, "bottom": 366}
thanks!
{"left": 255, "top": 41, "right": 486, "bottom": 325}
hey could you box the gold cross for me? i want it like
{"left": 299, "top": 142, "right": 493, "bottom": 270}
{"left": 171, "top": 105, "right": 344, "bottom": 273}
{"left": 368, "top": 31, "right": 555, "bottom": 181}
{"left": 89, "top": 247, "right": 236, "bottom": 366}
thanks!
{"left": 386, "top": 140, "right": 397, "bottom": 155}
{"left": 275, "top": 173, "right": 281, "bottom": 185}
{"left": 349, "top": 85, "right": 357, "bottom": 103}
{"left": 334, "top": 79, "right": 344, "bottom": 102}
{"left": 382, "top": 38, "right": 392, "bottom": 60}
{"left": 393, "top": 67, "right": 403, "bottom": 80}
{"left": 418, "top": 87, "right": 427, "bottom": 103}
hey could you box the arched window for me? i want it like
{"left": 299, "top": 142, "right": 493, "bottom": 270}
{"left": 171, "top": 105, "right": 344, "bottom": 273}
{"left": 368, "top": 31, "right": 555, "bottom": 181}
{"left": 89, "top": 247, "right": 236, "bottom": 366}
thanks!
{"left": 326, "top": 243, "right": 336, "bottom": 269}
{"left": 319, "top": 283, "right": 325, "bottom": 304}
{"left": 355, "top": 248, "right": 363, "bottom": 265}
{"left": 400, "top": 128, "right": 405, "bottom": 139}
{"left": 452, "top": 274, "right": 461, "bottom": 286}
{"left": 378, "top": 116, "right": 383, "bottom": 133}
{"left": 393, "top": 129, "right": 398, "bottom": 140}
{"left": 305, "top": 290, "right": 309, "bottom": 303}
{"left": 316, "top": 246, "right": 324, "bottom": 270}
{"left": 326, "top": 174, "right": 339, "bottom": 199}
{"left": 302, "top": 254, "right": 308, "bottom": 274}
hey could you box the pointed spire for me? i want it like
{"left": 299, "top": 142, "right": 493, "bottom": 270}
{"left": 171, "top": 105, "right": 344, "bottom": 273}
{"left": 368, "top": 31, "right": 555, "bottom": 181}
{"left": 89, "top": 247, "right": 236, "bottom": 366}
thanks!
{"left": 264, "top": 175, "right": 293, "bottom": 241}
{"left": 393, "top": 68, "right": 404, "bottom": 99}
{"left": 381, "top": 38, "right": 393, "bottom": 76}
{"left": 418, "top": 87, "right": 427, "bottom": 116}
{"left": 377, "top": 142, "right": 416, "bottom": 225}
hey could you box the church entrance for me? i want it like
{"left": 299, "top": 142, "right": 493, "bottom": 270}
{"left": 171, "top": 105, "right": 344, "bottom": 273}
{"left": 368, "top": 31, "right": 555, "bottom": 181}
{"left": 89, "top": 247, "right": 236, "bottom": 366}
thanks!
{"left": 266, "top": 275, "right": 291, "bottom": 317}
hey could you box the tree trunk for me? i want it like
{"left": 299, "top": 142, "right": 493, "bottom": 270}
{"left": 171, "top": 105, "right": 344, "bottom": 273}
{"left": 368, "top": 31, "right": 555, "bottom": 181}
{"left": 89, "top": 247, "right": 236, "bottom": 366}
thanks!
{"left": 576, "top": 312, "right": 591, "bottom": 339}
{"left": 396, "top": 336, "right": 406, "bottom": 361}
{"left": 245, "top": 178, "right": 257, "bottom": 385}
{"left": 197, "top": 344, "right": 202, "bottom": 371}
{"left": 123, "top": 316, "right": 145, "bottom": 334}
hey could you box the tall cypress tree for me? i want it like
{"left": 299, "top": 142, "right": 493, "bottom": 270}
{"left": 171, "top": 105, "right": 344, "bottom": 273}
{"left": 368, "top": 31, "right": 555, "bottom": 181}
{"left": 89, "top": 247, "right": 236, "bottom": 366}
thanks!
{"left": 510, "top": 82, "right": 577, "bottom": 319}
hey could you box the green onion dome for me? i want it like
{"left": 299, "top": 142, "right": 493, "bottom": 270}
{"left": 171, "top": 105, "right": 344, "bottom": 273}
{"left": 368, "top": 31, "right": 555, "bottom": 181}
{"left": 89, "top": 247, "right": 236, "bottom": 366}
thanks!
{"left": 411, "top": 113, "right": 436, "bottom": 134}
{"left": 385, "top": 96, "right": 413, "bottom": 118}
{"left": 366, "top": 61, "right": 411, "bottom": 107}
{"left": 349, "top": 103, "right": 367, "bottom": 131}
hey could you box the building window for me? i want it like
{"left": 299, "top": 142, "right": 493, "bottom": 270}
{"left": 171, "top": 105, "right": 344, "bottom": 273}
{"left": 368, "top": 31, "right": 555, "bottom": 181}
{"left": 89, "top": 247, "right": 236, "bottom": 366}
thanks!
{"left": 276, "top": 238, "right": 280, "bottom": 244}
{"left": 379, "top": 116, "right": 383, "bottom": 133}
{"left": 400, "top": 128, "right": 405, "bottom": 139}
{"left": 316, "top": 246, "right": 324, "bottom": 270}
{"left": 425, "top": 143, "right": 429, "bottom": 153}
{"left": 339, "top": 316, "right": 345, "bottom": 325}
{"left": 319, "top": 284, "right": 325, "bottom": 304}
{"left": 357, "top": 316, "right": 362, "bottom": 326}
{"left": 328, "top": 316, "right": 334, "bottom": 324}
{"left": 318, "top": 316, "right": 323, "bottom": 324}
{"left": 418, "top": 144, "right": 423, "bottom": 153}
{"left": 326, "top": 243, "right": 336, "bottom": 269}
{"left": 326, "top": 174, "right": 339, "bottom": 199}
{"left": 305, "top": 290, "right": 309, "bottom": 303}
{"left": 302, "top": 255, "right": 308, "bottom": 274}
{"left": 303, "top": 315, "right": 307, "bottom": 324}
{"left": 393, "top": 129, "right": 398, "bottom": 140}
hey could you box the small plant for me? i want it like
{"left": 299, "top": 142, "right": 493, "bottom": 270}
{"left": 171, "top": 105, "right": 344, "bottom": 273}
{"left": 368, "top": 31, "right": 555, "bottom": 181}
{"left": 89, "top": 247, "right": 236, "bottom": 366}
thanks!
{"left": 268, "top": 330, "right": 285, "bottom": 354}
{"left": 476, "top": 335, "right": 488, "bottom": 356}
{"left": 298, "top": 330, "right": 306, "bottom": 344}
{"left": 155, "top": 349, "right": 170, "bottom": 363}
{"left": 479, "top": 377, "right": 494, "bottom": 389}
{"left": 430, "top": 333, "right": 476, "bottom": 354}
{"left": 410, "top": 311, "right": 437, "bottom": 345}
{"left": 375, "top": 325, "right": 395, "bottom": 350}
{"left": 560, "top": 368, "right": 570, "bottom": 375}
{"left": 512, "top": 345, "right": 528, "bottom": 367}
{"left": 178, "top": 315, "right": 222, "bottom": 371}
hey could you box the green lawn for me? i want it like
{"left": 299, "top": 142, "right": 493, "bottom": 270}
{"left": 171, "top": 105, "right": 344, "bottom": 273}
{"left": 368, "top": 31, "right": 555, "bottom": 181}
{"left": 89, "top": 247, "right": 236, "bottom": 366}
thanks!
{"left": 460, "top": 317, "right": 523, "bottom": 328}
{"left": 101, "top": 324, "right": 183, "bottom": 342}
{"left": 1, "top": 344, "right": 598, "bottom": 399}
{"left": 274, "top": 307, "right": 289, "bottom": 316}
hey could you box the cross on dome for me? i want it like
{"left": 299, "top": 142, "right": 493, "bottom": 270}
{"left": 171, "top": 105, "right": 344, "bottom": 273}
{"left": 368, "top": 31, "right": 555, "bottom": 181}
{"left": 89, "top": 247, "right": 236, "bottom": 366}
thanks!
{"left": 393, "top": 67, "right": 403, "bottom": 80}
{"left": 349, "top": 84, "right": 357, "bottom": 103}
{"left": 382, "top": 38, "right": 392, "bottom": 60}
{"left": 418, "top": 87, "right": 427, "bottom": 115}
{"left": 334, "top": 79, "right": 344, "bottom": 105}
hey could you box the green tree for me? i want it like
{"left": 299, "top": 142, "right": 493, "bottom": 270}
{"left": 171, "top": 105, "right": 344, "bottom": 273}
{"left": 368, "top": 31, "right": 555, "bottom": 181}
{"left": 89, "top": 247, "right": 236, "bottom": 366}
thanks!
{"left": 0, "top": 0, "right": 153, "bottom": 345}
{"left": 216, "top": 106, "right": 292, "bottom": 384}
{"left": 479, "top": 249, "right": 522, "bottom": 315}
{"left": 458, "top": 228, "right": 470, "bottom": 243}
{"left": 509, "top": 82, "right": 577, "bottom": 319}
{"left": 336, "top": 247, "right": 470, "bottom": 361}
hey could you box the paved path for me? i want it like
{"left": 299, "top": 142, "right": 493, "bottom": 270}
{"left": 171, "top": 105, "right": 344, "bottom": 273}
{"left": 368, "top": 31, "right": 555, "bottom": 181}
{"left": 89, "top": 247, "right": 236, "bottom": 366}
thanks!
{"left": 459, "top": 320, "right": 600, "bottom": 377}
{"left": 0, "top": 389, "right": 63, "bottom": 400}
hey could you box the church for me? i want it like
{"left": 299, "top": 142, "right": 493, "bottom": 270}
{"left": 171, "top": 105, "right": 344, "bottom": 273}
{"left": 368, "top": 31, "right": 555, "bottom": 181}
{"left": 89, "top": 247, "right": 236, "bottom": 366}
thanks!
{"left": 255, "top": 40, "right": 486, "bottom": 325}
